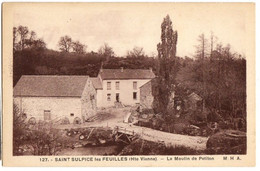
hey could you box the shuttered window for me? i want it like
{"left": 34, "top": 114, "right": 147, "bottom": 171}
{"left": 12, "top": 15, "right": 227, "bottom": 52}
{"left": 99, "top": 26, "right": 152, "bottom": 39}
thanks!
{"left": 107, "top": 82, "right": 111, "bottom": 90}
{"left": 44, "top": 110, "right": 51, "bottom": 120}
{"left": 107, "top": 94, "right": 111, "bottom": 101}
{"left": 133, "top": 81, "right": 137, "bottom": 90}
{"left": 116, "top": 81, "right": 120, "bottom": 90}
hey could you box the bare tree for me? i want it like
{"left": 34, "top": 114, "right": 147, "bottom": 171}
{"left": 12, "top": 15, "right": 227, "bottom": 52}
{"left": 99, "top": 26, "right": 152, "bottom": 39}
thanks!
{"left": 13, "top": 27, "right": 18, "bottom": 51}
{"left": 24, "top": 31, "right": 37, "bottom": 48}
{"left": 29, "top": 31, "right": 36, "bottom": 41}
{"left": 195, "top": 33, "right": 209, "bottom": 112}
{"left": 210, "top": 31, "right": 218, "bottom": 59}
{"left": 17, "top": 26, "right": 29, "bottom": 50}
{"left": 210, "top": 32, "right": 214, "bottom": 58}
{"left": 72, "top": 41, "right": 87, "bottom": 54}
{"left": 196, "top": 34, "right": 206, "bottom": 111}
{"left": 14, "top": 26, "right": 46, "bottom": 51}
{"left": 98, "top": 43, "right": 115, "bottom": 61}
{"left": 58, "top": 35, "right": 72, "bottom": 52}
{"left": 195, "top": 34, "right": 209, "bottom": 59}
{"left": 127, "top": 46, "right": 145, "bottom": 58}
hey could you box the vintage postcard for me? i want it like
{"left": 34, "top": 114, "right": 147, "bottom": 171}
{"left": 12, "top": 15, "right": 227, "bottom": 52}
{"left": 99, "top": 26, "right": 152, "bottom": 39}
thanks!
{"left": 2, "top": 2, "right": 255, "bottom": 166}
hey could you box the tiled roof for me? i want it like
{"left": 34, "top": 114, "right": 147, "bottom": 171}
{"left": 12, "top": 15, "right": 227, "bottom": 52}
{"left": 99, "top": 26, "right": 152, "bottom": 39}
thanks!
{"left": 14, "top": 75, "right": 89, "bottom": 97}
{"left": 99, "top": 69, "right": 155, "bottom": 80}
{"left": 90, "top": 77, "right": 103, "bottom": 89}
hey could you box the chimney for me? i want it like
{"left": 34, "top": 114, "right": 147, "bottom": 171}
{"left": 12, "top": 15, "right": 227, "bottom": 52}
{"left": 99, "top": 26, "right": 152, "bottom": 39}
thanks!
{"left": 120, "top": 67, "right": 124, "bottom": 72}
{"left": 149, "top": 67, "right": 153, "bottom": 72}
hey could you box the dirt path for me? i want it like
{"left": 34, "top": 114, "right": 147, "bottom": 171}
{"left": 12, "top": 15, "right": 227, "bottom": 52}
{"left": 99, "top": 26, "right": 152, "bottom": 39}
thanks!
{"left": 114, "top": 122, "right": 208, "bottom": 151}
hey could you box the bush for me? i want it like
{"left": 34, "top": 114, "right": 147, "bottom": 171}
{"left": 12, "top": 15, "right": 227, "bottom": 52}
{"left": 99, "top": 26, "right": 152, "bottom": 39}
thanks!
{"left": 73, "top": 117, "right": 82, "bottom": 124}
{"left": 28, "top": 117, "right": 36, "bottom": 125}
{"left": 206, "top": 130, "right": 246, "bottom": 154}
{"left": 119, "top": 139, "right": 204, "bottom": 155}
{"left": 61, "top": 117, "right": 70, "bottom": 125}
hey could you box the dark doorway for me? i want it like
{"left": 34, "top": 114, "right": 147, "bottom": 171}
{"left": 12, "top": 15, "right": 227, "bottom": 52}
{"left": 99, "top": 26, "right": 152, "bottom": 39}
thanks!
{"left": 116, "top": 93, "right": 120, "bottom": 102}
{"left": 133, "top": 92, "right": 137, "bottom": 100}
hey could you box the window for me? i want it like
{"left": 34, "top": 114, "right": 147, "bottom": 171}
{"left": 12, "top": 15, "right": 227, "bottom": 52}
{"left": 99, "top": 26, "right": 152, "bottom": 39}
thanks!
{"left": 107, "top": 94, "right": 111, "bottom": 101}
{"left": 70, "top": 113, "right": 74, "bottom": 117}
{"left": 116, "top": 81, "right": 120, "bottom": 90}
{"left": 133, "top": 81, "right": 137, "bottom": 90}
{"left": 107, "top": 82, "right": 111, "bottom": 90}
{"left": 133, "top": 92, "right": 137, "bottom": 100}
{"left": 44, "top": 110, "right": 51, "bottom": 121}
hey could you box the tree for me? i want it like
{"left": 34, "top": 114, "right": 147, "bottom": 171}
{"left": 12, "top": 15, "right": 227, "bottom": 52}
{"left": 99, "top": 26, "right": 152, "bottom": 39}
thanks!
{"left": 210, "top": 31, "right": 218, "bottom": 59}
{"left": 17, "top": 26, "right": 29, "bottom": 50}
{"left": 24, "top": 31, "right": 37, "bottom": 49}
{"left": 72, "top": 41, "right": 87, "bottom": 54}
{"left": 13, "top": 26, "right": 46, "bottom": 51}
{"left": 13, "top": 27, "right": 18, "bottom": 51}
{"left": 98, "top": 43, "right": 115, "bottom": 61}
{"left": 29, "top": 31, "right": 37, "bottom": 41}
{"left": 195, "top": 33, "right": 209, "bottom": 112}
{"left": 58, "top": 35, "right": 72, "bottom": 52}
{"left": 177, "top": 33, "right": 246, "bottom": 125}
{"left": 153, "top": 15, "right": 178, "bottom": 117}
{"left": 127, "top": 46, "right": 145, "bottom": 58}
{"left": 195, "top": 34, "right": 209, "bottom": 59}
{"left": 31, "top": 39, "right": 46, "bottom": 50}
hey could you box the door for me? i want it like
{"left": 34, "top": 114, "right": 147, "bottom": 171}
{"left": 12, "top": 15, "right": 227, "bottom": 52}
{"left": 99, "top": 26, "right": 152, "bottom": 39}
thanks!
{"left": 44, "top": 110, "right": 51, "bottom": 121}
{"left": 116, "top": 93, "right": 120, "bottom": 102}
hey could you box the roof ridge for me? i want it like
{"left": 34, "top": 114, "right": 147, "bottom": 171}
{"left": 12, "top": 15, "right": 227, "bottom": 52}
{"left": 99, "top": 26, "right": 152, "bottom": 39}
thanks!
{"left": 99, "top": 68, "right": 155, "bottom": 80}
{"left": 22, "top": 75, "right": 89, "bottom": 77}
{"left": 102, "top": 68, "right": 151, "bottom": 70}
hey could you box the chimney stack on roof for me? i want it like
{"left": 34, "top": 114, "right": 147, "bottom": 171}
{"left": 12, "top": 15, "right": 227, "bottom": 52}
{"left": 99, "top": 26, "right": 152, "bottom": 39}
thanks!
{"left": 149, "top": 67, "right": 153, "bottom": 72}
{"left": 120, "top": 67, "right": 124, "bottom": 72}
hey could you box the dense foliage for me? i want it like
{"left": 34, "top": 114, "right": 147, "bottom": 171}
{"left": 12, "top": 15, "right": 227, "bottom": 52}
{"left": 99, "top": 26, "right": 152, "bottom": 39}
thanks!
{"left": 13, "top": 105, "right": 63, "bottom": 155}
{"left": 13, "top": 23, "right": 246, "bottom": 131}
{"left": 13, "top": 48, "right": 158, "bottom": 86}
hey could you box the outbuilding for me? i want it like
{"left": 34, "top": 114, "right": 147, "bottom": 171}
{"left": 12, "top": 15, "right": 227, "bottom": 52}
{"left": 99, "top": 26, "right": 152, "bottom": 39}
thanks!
{"left": 13, "top": 75, "right": 97, "bottom": 124}
{"left": 139, "top": 79, "right": 154, "bottom": 109}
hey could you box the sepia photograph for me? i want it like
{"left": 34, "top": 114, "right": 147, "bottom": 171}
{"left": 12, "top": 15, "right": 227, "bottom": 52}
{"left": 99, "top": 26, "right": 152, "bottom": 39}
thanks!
{"left": 2, "top": 2, "right": 255, "bottom": 166}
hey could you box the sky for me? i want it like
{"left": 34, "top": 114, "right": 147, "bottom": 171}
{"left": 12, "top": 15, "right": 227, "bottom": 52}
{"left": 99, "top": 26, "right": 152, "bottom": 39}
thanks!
{"left": 13, "top": 3, "right": 250, "bottom": 57}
